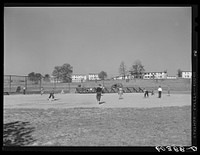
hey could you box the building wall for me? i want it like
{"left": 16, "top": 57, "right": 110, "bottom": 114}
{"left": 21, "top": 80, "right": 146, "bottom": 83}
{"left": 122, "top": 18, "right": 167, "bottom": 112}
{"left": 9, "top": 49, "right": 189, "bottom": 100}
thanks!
{"left": 182, "top": 71, "right": 192, "bottom": 78}
{"left": 72, "top": 74, "right": 87, "bottom": 83}
{"left": 143, "top": 72, "right": 167, "bottom": 79}
{"left": 112, "top": 75, "right": 134, "bottom": 80}
{"left": 166, "top": 76, "right": 177, "bottom": 79}
{"left": 88, "top": 74, "right": 100, "bottom": 81}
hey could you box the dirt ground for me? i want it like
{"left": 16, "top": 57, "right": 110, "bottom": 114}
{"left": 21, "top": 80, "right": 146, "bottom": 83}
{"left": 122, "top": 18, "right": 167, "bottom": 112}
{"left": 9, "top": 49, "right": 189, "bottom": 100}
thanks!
{"left": 3, "top": 93, "right": 191, "bottom": 146}
{"left": 4, "top": 93, "right": 191, "bottom": 109}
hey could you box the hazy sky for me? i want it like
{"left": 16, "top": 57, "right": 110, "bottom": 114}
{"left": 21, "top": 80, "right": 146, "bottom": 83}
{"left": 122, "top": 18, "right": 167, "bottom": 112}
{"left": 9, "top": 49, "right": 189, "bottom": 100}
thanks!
{"left": 4, "top": 7, "right": 191, "bottom": 78}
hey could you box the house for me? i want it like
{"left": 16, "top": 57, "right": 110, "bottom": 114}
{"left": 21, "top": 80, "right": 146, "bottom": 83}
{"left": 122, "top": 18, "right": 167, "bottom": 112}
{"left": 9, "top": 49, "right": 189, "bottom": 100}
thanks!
{"left": 166, "top": 76, "right": 177, "bottom": 79}
{"left": 112, "top": 75, "right": 134, "bottom": 80}
{"left": 143, "top": 72, "right": 167, "bottom": 79}
{"left": 181, "top": 71, "right": 192, "bottom": 78}
{"left": 71, "top": 74, "right": 87, "bottom": 83}
{"left": 88, "top": 73, "right": 100, "bottom": 81}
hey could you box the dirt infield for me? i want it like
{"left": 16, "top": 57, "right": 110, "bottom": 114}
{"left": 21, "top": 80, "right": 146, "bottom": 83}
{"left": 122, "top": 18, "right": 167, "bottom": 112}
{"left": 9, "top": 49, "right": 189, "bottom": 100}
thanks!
{"left": 4, "top": 93, "right": 191, "bottom": 109}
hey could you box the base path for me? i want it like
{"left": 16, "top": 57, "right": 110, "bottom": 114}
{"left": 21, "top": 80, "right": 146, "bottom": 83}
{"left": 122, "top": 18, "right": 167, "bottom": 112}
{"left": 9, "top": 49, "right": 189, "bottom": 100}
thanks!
{"left": 4, "top": 93, "right": 191, "bottom": 109}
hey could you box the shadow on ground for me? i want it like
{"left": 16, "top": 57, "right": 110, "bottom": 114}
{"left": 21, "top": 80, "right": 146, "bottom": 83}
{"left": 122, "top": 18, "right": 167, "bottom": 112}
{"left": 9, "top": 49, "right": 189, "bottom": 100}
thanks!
{"left": 3, "top": 121, "right": 36, "bottom": 146}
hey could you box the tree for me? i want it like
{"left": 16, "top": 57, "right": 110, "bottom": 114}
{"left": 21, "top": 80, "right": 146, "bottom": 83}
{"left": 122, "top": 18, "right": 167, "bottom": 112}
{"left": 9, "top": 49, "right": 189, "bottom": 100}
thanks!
{"left": 52, "top": 66, "right": 62, "bottom": 82}
{"left": 28, "top": 72, "right": 42, "bottom": 84}
{"left": 98, "top": 71, "right": 107, "bottom": 86}
{"left": 28, "top": 72, "right": 36, "bottom": 82}
{"left": 129, "top": 60, "right": 145, "bottom": 78}
{"left": 98, "top": 71, "right": 107, "bottom": 80}
{"left": 52, "top": 63, "right": 73, "bottom": 83}
{"left": 177, "top": 69, "right": 182, "bottom": 77}
{"left": 44, "top": 74, "right": 50, "bottom": 82}
{"left": 35, "top": 73, "right": 42, "bottom": 81}
{"left": 119, "top": 61, "right": 127, "bottom": 79}
{"left": 61, "top": 63, "right": 73, "bottom": 82}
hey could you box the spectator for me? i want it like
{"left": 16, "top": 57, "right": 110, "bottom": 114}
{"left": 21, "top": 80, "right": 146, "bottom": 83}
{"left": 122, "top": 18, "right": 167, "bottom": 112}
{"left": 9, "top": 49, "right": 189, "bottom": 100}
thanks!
{"left": 23, "top": 86, "right": 26, "bottom": 95}
{"left": 41, "top": 87, "right": 44, "bottom": 95}
{"left": 167, "top": 87, "right": 170, "bottom": 96}
{"left": 151, "top": 89, "right": 154, "bottom": 95}
{"left": 144, "top": 88, "right": 149, "bottom": 98}
{"left": 118, "top": 87, "right": 123, "bottom": 99}
{"left": 96, "top": 84, "right": 103, "bottom": 104}
{"left": 158, "top": 86, "right": 162, "bottom": 98}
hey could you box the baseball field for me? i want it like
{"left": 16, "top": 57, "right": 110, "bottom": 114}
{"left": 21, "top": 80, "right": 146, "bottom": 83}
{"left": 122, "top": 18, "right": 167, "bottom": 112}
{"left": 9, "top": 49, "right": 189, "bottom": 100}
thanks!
{"left": 3, "top": 92, "right": 191, "bottom": 146}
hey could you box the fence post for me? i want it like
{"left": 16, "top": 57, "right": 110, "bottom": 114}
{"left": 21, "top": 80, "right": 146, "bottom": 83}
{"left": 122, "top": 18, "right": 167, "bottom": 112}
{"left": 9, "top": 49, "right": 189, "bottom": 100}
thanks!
{"left": 9, "top": 75, "right": 11, "bottom": 93}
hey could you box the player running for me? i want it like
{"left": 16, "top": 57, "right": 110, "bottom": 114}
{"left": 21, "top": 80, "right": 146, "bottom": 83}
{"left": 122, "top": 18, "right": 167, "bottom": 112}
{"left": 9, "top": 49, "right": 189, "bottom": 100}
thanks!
{"left": 48, "top": 88, "right": 55, "bottom": 100}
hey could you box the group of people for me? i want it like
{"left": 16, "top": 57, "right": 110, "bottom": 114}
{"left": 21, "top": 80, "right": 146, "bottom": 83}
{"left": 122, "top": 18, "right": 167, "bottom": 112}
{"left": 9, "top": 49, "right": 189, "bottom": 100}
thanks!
{"left": 96, "top": 84, "right": 124, "bottom": 104}
{"left": 95, "top": 84, "right": 166, "bottom": 104}
{"left": 45, "top": 84, "right": 169, "bottom": 103}
{"left": 96, "top": 84, "right": 169, "bottom": 104}
{"left": 143, "top": 86, "right": 163, "bottom": 98}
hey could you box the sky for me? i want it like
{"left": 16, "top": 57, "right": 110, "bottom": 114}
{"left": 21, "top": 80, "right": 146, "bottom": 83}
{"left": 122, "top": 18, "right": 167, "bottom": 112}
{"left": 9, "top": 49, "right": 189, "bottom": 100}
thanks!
{"left": 4, "top": 7, "right": 192, "bottom": 78}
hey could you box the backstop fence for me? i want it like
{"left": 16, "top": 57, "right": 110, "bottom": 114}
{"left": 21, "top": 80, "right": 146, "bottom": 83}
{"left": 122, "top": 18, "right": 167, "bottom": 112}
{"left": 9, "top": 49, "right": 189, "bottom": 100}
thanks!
{"left": 3, "top": 75, "right": 73, "bottom": 94}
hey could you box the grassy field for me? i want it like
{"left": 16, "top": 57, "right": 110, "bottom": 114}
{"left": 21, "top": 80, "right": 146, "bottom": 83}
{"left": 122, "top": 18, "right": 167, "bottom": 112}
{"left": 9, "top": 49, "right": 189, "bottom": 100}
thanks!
{"left": 3, "top": 93, "right": 191, "bottom": 147}
{"left": 3, "top": 106, "right": 191, "bottom": 146}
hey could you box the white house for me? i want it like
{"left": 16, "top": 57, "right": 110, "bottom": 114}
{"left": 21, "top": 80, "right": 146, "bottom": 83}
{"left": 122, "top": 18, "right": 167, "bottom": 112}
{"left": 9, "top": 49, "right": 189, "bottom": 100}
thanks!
{"left": 112, "top": 75, "right": 134, "bottom": 80}
{"left": 143, "top": 72, "right": 167, "bottom": 79}
{"left": 88, "top": 73, "right": 100, "bottom": 81}
{"left": 181, "top": 71, "right": 192, "bottom": 78}
{"left": 71, "top": 74, "right": 87, "bottom": 83}
{"left": 166, "top": 76, "right": 177, "bottom": 79}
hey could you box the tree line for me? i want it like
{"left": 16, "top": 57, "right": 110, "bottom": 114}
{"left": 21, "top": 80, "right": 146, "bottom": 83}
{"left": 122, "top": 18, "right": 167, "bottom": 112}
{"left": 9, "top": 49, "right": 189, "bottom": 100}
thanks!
{"left": 27, "top": 61, "right": 183, "bottom": 84}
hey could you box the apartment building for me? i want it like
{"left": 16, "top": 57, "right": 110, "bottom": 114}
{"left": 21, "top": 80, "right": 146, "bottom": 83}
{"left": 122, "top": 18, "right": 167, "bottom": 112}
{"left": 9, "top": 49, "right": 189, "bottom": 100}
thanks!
{"left": 88, "top": 73, "right": 100, "bottom": 81}
{"left": 181, "top": 71, "right": 192, "bottom": 78}
{"left": 143, "top": 72, "right": 167, "bottom": 79}
{"left": 71, "top": 74, "right": 87, "bottom": 83}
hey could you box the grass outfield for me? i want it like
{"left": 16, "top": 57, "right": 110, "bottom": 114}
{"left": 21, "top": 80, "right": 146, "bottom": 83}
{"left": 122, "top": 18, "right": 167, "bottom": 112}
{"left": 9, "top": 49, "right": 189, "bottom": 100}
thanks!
{"left": 4, "top": 106, "right": 191, "bottom": 146}
{"left": 3, "top": 94, "right": 191, "bottom": 146}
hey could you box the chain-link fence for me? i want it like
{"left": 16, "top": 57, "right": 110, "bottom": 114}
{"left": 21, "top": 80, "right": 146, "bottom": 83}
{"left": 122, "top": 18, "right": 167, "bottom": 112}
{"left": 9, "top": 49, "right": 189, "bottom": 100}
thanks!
{"left": 3, "top": 75, "right": 75, "bottom": 94}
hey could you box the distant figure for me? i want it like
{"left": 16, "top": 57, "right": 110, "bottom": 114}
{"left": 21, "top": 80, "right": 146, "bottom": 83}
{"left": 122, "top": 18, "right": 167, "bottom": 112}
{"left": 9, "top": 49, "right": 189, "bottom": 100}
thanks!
{"left": 23, "top": 86, "right": 26, "bottom": 95}
{"left": 41, "top": 87, "right": 44, "bottom": 95}
{"left": 167, "top": 87, "right": 170, "bottom": 96}
{"left": 144, "top": 88, "right": 149, "bottom": 98}
{"left": 151, "top": 90, "right": 154, "bottom": 95}
{"left": 61, "top": 89, "right": 65, "bottom": 94}
{"left": 16, "top": 86, "right": 21, "bottom": 93}
{"left": 118, "top": 87, "right": 123, "bottom": 99}
{"left": 48, "top": 88, "right": 55, "bottom": 100}
{"left": 158, "top": 86, "right": 162, "bottom": 98}
{"left": 96, "top": 84, "right": 103, "bottom": 104}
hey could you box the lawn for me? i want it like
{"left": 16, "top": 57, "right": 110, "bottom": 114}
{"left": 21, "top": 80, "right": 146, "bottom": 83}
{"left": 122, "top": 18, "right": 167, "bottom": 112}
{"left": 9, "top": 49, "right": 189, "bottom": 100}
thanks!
{"left": 3, "top": 106, "right": 191, "bottom": 146}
